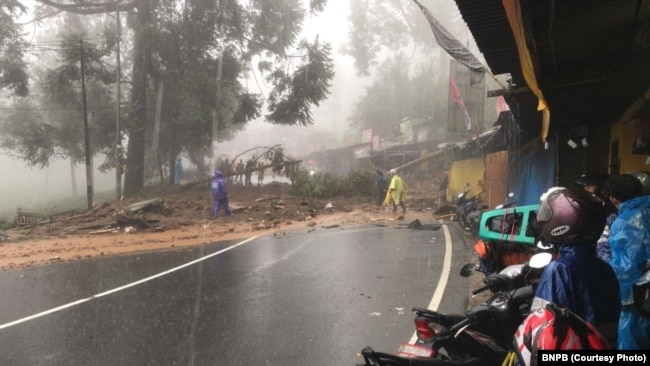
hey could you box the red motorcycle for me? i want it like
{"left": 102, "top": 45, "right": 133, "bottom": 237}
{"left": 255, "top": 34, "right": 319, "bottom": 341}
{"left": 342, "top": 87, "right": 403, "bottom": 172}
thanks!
{"left": 356, "top": 253, "right": 552, "bottom": 366}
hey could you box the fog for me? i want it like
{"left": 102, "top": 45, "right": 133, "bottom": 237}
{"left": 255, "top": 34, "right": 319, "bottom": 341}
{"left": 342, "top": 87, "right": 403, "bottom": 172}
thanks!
{"left": 1, "top": 0, "right": 480, "bottom": 219}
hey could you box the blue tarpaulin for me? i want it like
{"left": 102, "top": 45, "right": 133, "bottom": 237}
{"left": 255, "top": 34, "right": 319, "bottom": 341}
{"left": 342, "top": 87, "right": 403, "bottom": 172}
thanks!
{"left": 508, "top": 138, "right": 556, "bottom": 206}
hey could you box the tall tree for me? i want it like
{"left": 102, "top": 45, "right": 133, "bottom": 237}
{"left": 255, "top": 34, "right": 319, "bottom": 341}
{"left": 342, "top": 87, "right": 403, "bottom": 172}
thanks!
{"left": 343, "top": 0, "right": 465, "bottom": 77}
{"left": 29, "top": 0, "right": 334, "bottom": 197}
{"left": 0, "top": 0, "right": 29, "bottom": 96}
{"left": 0, "top": 30, "right": 117, "bottom": 198}
{"left": 344, "top": 0, "right": 486, "bottom": 139}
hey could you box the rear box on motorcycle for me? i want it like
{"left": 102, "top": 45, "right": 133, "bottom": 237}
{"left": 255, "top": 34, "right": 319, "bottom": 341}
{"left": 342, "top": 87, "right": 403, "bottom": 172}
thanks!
{"left": 478, "top": 204, "right": 540, "bottom": 246}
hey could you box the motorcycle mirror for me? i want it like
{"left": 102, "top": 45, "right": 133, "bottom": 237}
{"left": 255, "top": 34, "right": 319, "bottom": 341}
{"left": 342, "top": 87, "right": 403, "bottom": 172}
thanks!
{"left": 528, "top": 252, "right": 553, "bottom": 269}
{"left": 536, "top": 240, "right": 554, "bottom": 251}
{"left": 460, "top": 263, "right": 480, "bottom": 277}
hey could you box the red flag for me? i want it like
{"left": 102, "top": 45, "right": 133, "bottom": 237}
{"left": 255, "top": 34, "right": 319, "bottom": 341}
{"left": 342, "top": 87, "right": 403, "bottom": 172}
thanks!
{"left": 450, "top": 75, "right": 471, "bottom": 131}
{"left": 496, "top": 96, "right": 510, "bottom": 113}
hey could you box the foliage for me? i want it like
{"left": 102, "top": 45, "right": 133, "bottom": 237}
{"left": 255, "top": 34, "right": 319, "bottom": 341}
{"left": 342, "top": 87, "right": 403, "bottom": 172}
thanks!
{"left": 290, "top": 168, "right": 376, "bottom": 199}
{"left": 343, "top": 0, "right": 479, "bottom": 139}
{"left": 0, "top": 31, "right": 118, "bottom": 169}
{"left": 343, "top": 169, "right": 376, "bottom": 197}
{"left": 0, "top": 99, "right": 57, "bottom": 167}
{"left": 13, "top": 0, "right": 335, "bottom": 197}
{"left": 0, "top": 0, "right": 29, "bottom": 96}
{"left": 342, "top": 0, "right": 463, "bottom": 76}
{"left": 348, "top": 55, "right": 447, "bottom": 138}
{"left": 0, "top": 216, "right": 11, "bottom": 230}
{"left": 266, "top": 38, "right": 335, "bottom": 126}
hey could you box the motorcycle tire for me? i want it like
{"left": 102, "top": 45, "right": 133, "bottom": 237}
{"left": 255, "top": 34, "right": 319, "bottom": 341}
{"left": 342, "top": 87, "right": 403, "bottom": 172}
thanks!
{"left": 458, "top": 214, "right": 473, "bottom": 231}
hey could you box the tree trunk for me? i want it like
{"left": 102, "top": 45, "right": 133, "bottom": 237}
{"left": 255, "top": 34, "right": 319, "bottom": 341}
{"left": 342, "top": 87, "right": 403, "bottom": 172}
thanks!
{"left": 123, "top": 0, "right": 151, "bottom": 197}
{"left": 70, "top": 159, "right": 78, "bottom": 196}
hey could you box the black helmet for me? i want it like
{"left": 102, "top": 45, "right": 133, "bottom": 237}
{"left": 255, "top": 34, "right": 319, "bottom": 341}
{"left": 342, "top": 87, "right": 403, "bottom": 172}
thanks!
{"left": 574, "top": 172, "right": 609, "bottom": 199}
{"left": 537, "top": 187, "right": 606, "bottom": 245}
{"left": 625, "top": 171, "right": 650, "bottom": 195}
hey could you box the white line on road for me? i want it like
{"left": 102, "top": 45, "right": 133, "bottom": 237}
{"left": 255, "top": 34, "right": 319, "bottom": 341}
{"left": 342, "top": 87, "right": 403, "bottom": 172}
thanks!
{"left": 0, "top": 236, "right": 259, "bottom": 330}
{"left": 408, "top": 224, "right": 452, "bottom": 344}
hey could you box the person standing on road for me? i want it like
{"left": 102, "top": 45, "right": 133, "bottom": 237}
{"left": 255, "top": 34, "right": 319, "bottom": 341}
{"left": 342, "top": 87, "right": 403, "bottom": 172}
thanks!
{"left": 244, "top": 159, "right": 255, "bottom": 187}
{"left": 384, "top": 168, "right": 407, "bottom": 213}
{"left": 236, "top": 159, "right": 245, "bottom": 184}
{"left": 531, "top": 187, "right": 621, "bottom": 346}
{"left": 376, "top": 169, "right": 388, "bottom": 206}
{"left": 606, "top": 173, "right": 650, "bottom": 349}
{"left": 257, "top": 163, "right": 265, "bottom": 186}
{"left": 211, "top": 170, "right": 232, "bottom": 219}
{"left": 222, "top": 158, "right": 231, "bottom": 183}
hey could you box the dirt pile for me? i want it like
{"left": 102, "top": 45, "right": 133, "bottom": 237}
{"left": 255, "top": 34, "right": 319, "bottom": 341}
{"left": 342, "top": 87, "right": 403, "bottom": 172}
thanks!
{"left": 0, "top": 176, "right": 453, "bottom": 271}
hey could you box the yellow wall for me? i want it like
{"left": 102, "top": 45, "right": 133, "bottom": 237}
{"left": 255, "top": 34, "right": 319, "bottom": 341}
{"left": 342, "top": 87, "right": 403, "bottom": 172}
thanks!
{"left": 446, "top": 158, "right": 486, "bottom": 203}
{"left": 610, "top": 120, "right": 649, "bottom": 173}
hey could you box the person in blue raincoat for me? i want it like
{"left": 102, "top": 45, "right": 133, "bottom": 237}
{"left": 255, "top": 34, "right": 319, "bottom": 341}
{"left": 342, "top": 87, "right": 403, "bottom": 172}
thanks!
{"left": 174, "top": 156, "right": 183, "bottom": 185}
{"left": 606, "top": 173, "right": 650, "bottom": 349}
{"left": 531, "top": 187, "right": 621, "bottom": 346}
{"left": 211, "top": 170, "right": 232, "bottom": 219}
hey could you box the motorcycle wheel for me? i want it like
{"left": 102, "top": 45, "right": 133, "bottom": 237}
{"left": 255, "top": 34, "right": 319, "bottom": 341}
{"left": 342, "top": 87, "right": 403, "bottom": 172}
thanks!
{"left": 458, "top": 213, "right": 473, "bottom": 231}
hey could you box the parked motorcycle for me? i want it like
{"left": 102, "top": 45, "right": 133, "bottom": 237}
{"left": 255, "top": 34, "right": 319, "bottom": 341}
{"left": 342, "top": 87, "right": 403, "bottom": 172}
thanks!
{"left": 356, "top": 253, "right": 552, "bottom": 366}
{"left": 455, "top": 183, "right": 485, "bottom": 233}
{"left": 473, "top": 192, "right": 541, "bottom": 274}
{"left": 494, "top": 192, "right": 516, "bottom": 210}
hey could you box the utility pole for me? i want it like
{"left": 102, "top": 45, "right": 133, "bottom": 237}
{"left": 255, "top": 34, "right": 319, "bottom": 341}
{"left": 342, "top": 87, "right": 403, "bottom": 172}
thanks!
{"left": 115, "top": 1, "right": 123, "bottom": 200}
{"left": 80, "top": 39, "right": 93, "bottom": 210}
{"left": 212, "top": 56, "right": 223, "bottom": 172}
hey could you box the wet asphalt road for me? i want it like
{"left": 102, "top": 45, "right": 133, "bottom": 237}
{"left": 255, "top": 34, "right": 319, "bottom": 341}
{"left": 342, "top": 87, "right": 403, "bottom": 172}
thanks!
{"left": 0, "top": 222, "right": 470, "bottom": 366}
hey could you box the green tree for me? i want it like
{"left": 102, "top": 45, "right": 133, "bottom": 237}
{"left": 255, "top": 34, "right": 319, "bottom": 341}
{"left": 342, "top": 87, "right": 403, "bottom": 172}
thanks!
{"left": 0, "top": 0, "right": 29, "bottom": 96}
{"left": 343, "top": 0, "right": 464, "bottom": 76}
{"left": 29, "top": 0, "right": 334, "bottom": 197}
{"left": 344, "top": 0, "right": 479, "bottom": 139}
{"left": 0, "top": 30, "right": 117, "bottom": 199}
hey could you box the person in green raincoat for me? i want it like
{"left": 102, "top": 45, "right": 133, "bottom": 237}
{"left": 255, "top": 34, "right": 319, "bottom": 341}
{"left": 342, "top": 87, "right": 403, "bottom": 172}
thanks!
{"left": 384, "top": 169, "right": 408, "bottom": 213}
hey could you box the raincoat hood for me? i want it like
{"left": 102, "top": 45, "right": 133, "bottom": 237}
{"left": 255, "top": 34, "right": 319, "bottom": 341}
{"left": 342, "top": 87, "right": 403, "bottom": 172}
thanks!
{"left": 215, "top": 170, "right": 223, "bottom": 179}
{"left": 619, "top": 194, "right": 650, "bottom": 212}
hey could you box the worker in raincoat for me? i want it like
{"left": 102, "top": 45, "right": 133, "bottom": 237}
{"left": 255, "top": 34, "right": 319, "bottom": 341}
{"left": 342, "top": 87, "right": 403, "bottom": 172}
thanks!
{"left": 211, "top": 170, "right": 232, "bottom": 219}
{"left": 531, "top": 187, "right": 621, "bottom": 346}
{"left": 384, "top": 169, "right": 407, "bottom": 213}
{"left": 607, "top": 174, "right": 650, "bottom": 349}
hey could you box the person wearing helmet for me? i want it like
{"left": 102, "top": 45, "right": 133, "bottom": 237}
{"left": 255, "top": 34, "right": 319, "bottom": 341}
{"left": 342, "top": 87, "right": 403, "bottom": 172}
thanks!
{"left": 574, "top": 171, "right": 609, "bottom": 198}
{"left": 606, "top": 173, "right": 650, "bottom": 350}
{"left": 531, "top": 187, "right": 621, "bottom": 346}
{"left": 384, "top": 169, "right": 408, "bottom": 213}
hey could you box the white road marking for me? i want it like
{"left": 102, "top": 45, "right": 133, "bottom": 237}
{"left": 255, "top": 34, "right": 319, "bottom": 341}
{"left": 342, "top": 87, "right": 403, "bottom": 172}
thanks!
{"left": 0, "top": 236, "right": 259, "bottom": 330}
{"left": 408, "top": 224, "right": 452, "bottom": 344}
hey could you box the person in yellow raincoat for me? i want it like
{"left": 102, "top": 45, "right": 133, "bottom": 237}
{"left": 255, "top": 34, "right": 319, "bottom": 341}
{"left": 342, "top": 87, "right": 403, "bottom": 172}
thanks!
{"left": 384, "top": 169, "right": 408, "bottom": 213}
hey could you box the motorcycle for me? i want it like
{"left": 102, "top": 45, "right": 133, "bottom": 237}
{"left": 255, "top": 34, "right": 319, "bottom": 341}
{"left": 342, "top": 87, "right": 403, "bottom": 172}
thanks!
{"left": 494, "top": 192, "right": 516, "bottom": 210}
{"left": 455, "top": 183, "right": 485, "bottom": 233}
{"left": 356, "top": 252, "right": 552, "bottom": 366}
{"left": 473, "top": 193, "right": 541, "bottom": 275}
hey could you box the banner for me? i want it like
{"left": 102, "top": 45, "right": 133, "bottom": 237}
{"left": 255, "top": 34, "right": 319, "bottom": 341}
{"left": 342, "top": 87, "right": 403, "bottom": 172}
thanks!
{"left": 450, "top": 75, "right": 472, "bottom": 131}
{"left": 413, "top": 0, "right": 485, "bottom": 72}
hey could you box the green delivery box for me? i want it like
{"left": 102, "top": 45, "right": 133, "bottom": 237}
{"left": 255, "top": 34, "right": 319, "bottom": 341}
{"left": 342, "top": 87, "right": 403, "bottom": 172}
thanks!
{"left": 478, "top": 204, "right": 540, "bottom": 246}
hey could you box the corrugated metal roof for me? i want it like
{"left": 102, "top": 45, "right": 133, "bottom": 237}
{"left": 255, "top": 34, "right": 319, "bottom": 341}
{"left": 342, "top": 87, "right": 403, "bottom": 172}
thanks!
{"left": 455, "top": 0, "right": 650, "bottom": 139}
